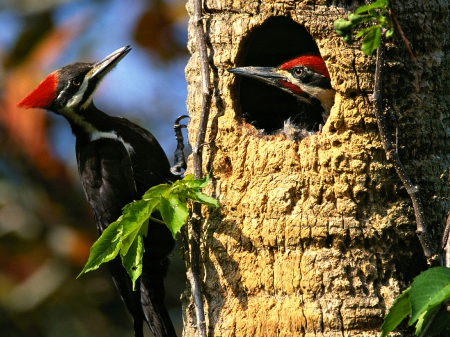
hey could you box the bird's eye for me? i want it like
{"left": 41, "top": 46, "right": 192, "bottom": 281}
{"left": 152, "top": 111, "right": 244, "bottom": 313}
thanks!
{"left": 72, "top": 80, "right": 81, "bottom": 86}
{"left": 293, "top": 67, "right": 303, "bottom": 76}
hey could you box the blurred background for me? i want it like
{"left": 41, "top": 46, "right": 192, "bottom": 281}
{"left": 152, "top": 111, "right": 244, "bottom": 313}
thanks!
{"left": 0, "top": 0, "right": 189, "bottom": 336}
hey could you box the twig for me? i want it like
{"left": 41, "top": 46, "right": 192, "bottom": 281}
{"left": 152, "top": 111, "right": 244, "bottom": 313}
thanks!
{"left": 442, "top": 212, "right": 450, "bottom": 267}
{"left": 389, "top": 9, "right": 415, "bottom": 64}
{"left": 441, "top": 168, "right": 450, "bottom": 267}
{"left": 389, "top": 6, "right": 420, "bottom": 92}
{"left": 188, "top": 0, "right": 213, "bottom": 335}
{"left": 373, "top": 40, "right": 436, "bottom": 264}
{"left": 418, "top": 304, "right": 441, "bottom": 337}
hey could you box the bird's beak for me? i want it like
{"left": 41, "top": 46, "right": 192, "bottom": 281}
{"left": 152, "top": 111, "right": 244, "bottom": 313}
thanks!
{"left": 228, "top": 66, "right": 287, "bottom": 87}
{"left": 89, "top": 45, "right": 132, "bottom": 82}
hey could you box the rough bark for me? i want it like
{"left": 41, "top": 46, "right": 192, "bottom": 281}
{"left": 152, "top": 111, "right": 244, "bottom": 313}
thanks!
{"left": 183, "top": 0, "right": 450, "bottom": 336}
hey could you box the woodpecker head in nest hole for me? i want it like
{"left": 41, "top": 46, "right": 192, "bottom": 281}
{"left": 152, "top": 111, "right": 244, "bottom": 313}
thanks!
{"left": 229, "top": 54, "right": 335, "bottom": 140}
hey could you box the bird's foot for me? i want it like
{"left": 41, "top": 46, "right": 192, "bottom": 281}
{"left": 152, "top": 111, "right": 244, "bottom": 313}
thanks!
{"left": 171, "top": 115, "right": 189, "bottom": 175}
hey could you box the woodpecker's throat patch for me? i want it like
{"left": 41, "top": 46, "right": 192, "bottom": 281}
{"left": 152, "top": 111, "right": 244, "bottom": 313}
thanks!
{"left": 17, "top": 72, "right": 58, "bottom": 109}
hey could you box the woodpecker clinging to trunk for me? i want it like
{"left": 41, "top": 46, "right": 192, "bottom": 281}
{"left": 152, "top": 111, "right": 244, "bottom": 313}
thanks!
{"left": 228, "top": 54, "right": 335, "bottom": 140}
{"left": 17, "top": 46, "right": 177, "bottom": 337}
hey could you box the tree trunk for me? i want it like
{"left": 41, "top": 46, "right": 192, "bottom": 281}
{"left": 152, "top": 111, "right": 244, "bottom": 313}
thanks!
{"left": 183, "top": 0, "right": 450, "bottom": 336}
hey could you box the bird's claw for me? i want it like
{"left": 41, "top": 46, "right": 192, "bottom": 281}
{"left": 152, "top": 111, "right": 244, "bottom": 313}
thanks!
{"left": 171, "top": 115, "right": 189, "bottom": 175}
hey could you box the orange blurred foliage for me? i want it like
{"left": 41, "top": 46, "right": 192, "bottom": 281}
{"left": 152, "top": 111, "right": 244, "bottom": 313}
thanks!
{"left": 1, "top": 14, "right": 88, "bottom": 183}
{"left": 134, "top": 0, "right": 188, "bottom": 60}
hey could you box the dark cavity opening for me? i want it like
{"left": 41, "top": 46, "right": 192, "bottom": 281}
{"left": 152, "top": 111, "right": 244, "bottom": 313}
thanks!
{"left": 232, "top": 16, "right": 324, "bottom": 135}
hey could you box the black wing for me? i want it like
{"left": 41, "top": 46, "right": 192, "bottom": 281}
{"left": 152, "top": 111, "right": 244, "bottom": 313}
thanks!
{"left": 76, "top": 138, "right": 147, "bottom": 336}
{"left": 77, "top": 137, "right": 135, "bottom": 232}
{"left": 111, "top": 119, "right": 178, "bottom": 337}
{"left": 113, "top": 116, "right": 176, "bottom": 195}
{"left": 76, "top": 135, "right": 177, "bottom": 337}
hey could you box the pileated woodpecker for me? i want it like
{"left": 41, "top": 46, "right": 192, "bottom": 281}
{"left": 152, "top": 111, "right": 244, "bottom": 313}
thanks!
{"left": 228, "top": 54, "right": 335, "bottom": 140}
{"left": 17, "top": 46, "right": 177, "bottom": 337}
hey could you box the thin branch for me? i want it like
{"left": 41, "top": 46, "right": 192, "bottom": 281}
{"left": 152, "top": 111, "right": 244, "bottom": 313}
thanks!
{"left": 418, "top": 304, "right": 441, "bottom": 337}
{"left": 442, "top": 212, "right": 450, "bottom": 267}
{"left": 188, "top": 0, "right": 213, "bottom": 335}
{"left": 148, "top": 216, "right": 167, "bottom": 226}
{"left": 192, "top": 10, "right": 213, "bottom": 173}
{"left": 373, "top": 40, "right": 437, "bottom": 264}
{"left": 389, "top": 6, "right": 420, "bottom": 92}
{"left": 442, "top": 168, "right": 450, "bottom": 267}
{"left": 389, "top": 10, "right": 415, "bottom": 64}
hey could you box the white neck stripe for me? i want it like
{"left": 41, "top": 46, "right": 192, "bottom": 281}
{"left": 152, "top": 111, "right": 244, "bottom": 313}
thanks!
{"left": 90, "top": 130, "right": 135, "bottom": 156}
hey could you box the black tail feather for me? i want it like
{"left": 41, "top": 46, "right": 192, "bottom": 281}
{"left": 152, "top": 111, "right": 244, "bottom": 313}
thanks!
{"left": 140, "top": 272, "right": 177, "bottom": 337}
{"left": 138, "top": 220, "right": 177, "bottom": 337}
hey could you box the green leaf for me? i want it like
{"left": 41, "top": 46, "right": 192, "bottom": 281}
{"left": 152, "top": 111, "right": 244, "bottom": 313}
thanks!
{"left": 415, "top": 304, "right": 440, "bottom": 336}
{"left": 120, "top": 199, "right": 153, "bottom": 255}
{"left": 368, "top": 8, "right": 377, "bottom": 17}
{"left": 343, "top": 34, "right": 353, "bottom": 44}
{"left": 78, "top": 197, "right": 159, "bottom": 279}
{"left": 355, "top": 0, "right": 389, "bottom": 15}
{"left": 385, "top": 28, "right": 394, "bottom": 39}
{"left": 361, "top": 27, "right": 381, "bottom": 55}
{"left": 185, "top": 173, "right": 210, "bottom": 189}
{"left": 426, "top": 306, "right": 450, "bottom": 336}
{"left": 377, "top": 15, "right": 388, "bottom": 27}
{"left": 160, "top": 195, "right": 189, "bottom": 238}
{"left": 334, "top": 18, "right": 353, "bottom": 34}
{"left": 355, "top": 26, "right": 377, "bottom": 38}
{"left": 142, "top": 183, "right": 171, "bottom": 199}
{"left": 79, "top": 173, "right": 219, "bottom": 285}
{"left": 186, "top": 190, "right": 219, "bottom": 208}
{"left": 348, "top": 13, "right": 372, "bottom": 25}
{"left": 409, "top": 267, "right": 450, "bottom": 325}
{"left": 77, "top": 219, "right": 124, "bottom": 277}
{"left": 182, "top": 173, "right": 195, "bottom": 182}
{"left": 120, "top": 217, "right": 148, "bottom": 255}
{"left": 120, "top": 234, "right": 144, "bottom": 290}
{"left": 380, "top": 287, "right": 411, "bottom": 337}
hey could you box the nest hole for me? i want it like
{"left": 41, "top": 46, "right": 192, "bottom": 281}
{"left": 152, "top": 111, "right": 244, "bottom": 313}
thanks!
{"left": 232, "top": 16, "right": 325, "bottom": 135}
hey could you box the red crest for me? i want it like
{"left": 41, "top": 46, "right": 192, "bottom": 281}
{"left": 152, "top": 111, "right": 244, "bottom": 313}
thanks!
{"left": 17, "top": 72, "right": 58, "bottom": 109}
{"left": 279, "top": 54, "right": 330, "bottom": 79}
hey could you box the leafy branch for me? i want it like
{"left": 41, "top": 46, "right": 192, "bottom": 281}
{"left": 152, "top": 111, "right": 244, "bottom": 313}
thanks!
{"left": 346, "top": 2, "right": 450, "bottom": 335}
{"left": 77, "top": 174, "right": 218, "bottom": 289}
{"left": 372, "top": 41, "right": 434, "bottom": 264}
{"left": 371, "top": 22, "right": 445, "bottom": 337}
{"left": 335, "top": 1, "right": 450, "bottom": 335}
{"left": 334, "top": 0, "right": 394, "bottom": 55}
{"left": 381, "top": 267, "right": 450, "bottom": 337}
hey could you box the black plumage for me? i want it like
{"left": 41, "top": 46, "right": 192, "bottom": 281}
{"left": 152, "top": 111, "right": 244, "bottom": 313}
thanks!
{"left": 18, "top": 46, "right": 177, "bottom": 337}
{"left": 76, "top": 110, "right": 177, "bottom": 337}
